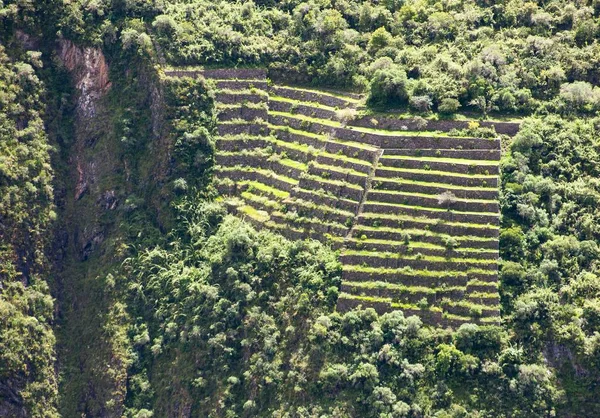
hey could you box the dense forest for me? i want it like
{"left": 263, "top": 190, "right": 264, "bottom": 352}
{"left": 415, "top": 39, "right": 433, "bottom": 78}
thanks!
{"left": 1, "top": 0, "right": 600, "bottom": 417}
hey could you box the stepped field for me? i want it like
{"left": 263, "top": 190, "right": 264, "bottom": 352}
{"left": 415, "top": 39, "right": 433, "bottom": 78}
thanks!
{"left": 164, "top": 67, "right": 516, "bottom": 327}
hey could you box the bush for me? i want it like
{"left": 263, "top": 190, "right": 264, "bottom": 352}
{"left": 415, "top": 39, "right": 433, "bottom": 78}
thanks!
{"left": 409, "top": 95, "right": 432, "bottom": 113}
{"left": 335, "top": 108, "right": 357, "bottom": 125}
{"left": 368, "top": 65, "right": 410, "bottom": 107}
{"left": 369, "top": 26, "right": 393, "bottom": 52}
{"left": 437, "top": 191, "right": 457, "bottom": 210}
{"left": 559, "top": 81, "right": 600, "bottom": 112}
{"left": 438, "top": 98, "right": 460, "bottom": 114}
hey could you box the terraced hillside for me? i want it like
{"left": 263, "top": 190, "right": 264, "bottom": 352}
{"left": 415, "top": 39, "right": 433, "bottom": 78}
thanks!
{"left": 164, "top": 68, "right": 510, "bottom": 327}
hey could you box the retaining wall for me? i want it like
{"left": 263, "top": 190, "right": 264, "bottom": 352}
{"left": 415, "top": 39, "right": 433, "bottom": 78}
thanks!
{"left": 269, "top": 99, "right": 337, "bottom": 120}
{"left": 372, "top": 179, "right": 498, "bottom": 200}
{"left": 299, "top": 177, "right": 363, "bottom": 202}
{"left": 218, "top": 106, "right": 268, "bottom": 122}
{"left": 384, "top": 148, "right": 501, "bottom": 160}
{"left": 357, "top": 215, "right": 499, "bottom": 237}
{"left": 269, "top": 85, "right": 355, "bottom": 108}
{"left": 374, "top": 170, "right": 497, "bottom": 188}
{"left": 377, "top": 159, "right": 499, "bottom": 175}
{"left": 366, "top": 190, "right": 499, "bottom": 213}
{"left": 350, "top": 116, "right": 520, "bottom": 136}
{"left": 218, "top": 122, "right": 269, "bottom": 136}
{"left": 341, "top": 254, "right": 496, "bottom": 272}
{"left": 361, "top": 202, "right": 499, "bottom": 224}
{"left": 342, "top": 269, "right": 470, "bottom": 287}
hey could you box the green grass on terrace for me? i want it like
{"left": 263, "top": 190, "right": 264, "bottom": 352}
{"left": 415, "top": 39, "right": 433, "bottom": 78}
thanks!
{"left": 360, "top": 201, "right": 498, "bottom": 217}
{"left": 279, "top": 158, "right": 308, "bottom": 171}
{"left": 345, "top": 281, "right": 471, "bottom": 296}
{"left": 264, "top": 220, "right": 305, "bottom": 234}
{"left": 345, "top": 237, "right": 499, "bottom": 253}
{"left": 468, "top": 291, "right": 500, "bottom": 299}
{"left": 272, "top": 210, "right": 348, "bottom": 231}
{"left": 338, "top": 292, "right": 445, "bottom": 313}
{"left": 357, "top": 107, "right": 523, "bottom": 123}
{"left": 342, "top": 264, "right": 492, "bottom": 278}
{"left": 352, "top": 225, "right": 497, "bottom": 242}
{"left": 216, "top": 149, "right": 271, "bottom": 157}
{"left": 269, "top": 124, "right": 379, "bottom": 151}
{"left": 218, "top": 119, "right": 268, "bottom": 126}
{"left": 269, "top": 95, "right": 337, "bottom": 111}
{"left": 312, "top": 161, "right": 369, "bottom": 177}
{"left": 374, "top": 166, "right": 498, "bottom": 179}
{"left": 238, "top": 204, "right": 270, "bottom": 222}
{"left": 343, "top": 280, "right": 437, "bottom": 294}
{"left": 302, "top": 173, "right": 364, "bottom": 190}
{"left": 284, "top": 197, "right": 355, "bottom": 218}
{"left": 372, "top": 176, "right": 497, "bottom": 191}
{"left": 216, "top": 166, "right": 299, "bottom": 186}
{"left": 467, "top": 279, "right": 499, "bottom": 288}
{"left": 379, "top": 154, "right": 499, "bottom": 165}
{"left": 240, "top": 180, "right": 290, "bottom": 199}
{"left": 359, "top": 212, "right": 499, "bottom": 229}
{"left": 272, "top": 110, "right": 484, "bottom": 138}
{"left": 291, "top": 186, "right": 360, "bottom": 207}
{"left": 216, "top": 88, "right": 269, "bottom": 96}
{"left": 241, "top": 191, "right": 283, "bottom": 210}
{"left": 343, "top": 249, "right": 494, "bottom": 265}
{"left": 274, "top": 85, "right": 362, "bottom": 102}
{"left": 440, "top": 299, "right": 499, "bottom": 312}
{"left": 367, "top": 189, "right": 497, "bottom": 204}
{"left": 217, "top": 102, "right": 267, "bottom": 110}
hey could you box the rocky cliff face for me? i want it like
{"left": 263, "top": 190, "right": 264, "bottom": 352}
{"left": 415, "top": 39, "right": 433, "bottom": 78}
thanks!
{"left": 52, "top": 38, "right": 173, "bottom": 416}
{"left": 58, "top": 39, "right": 111, "bottom": 118}
{"left": 53, "top": 40, "right": 128, "bottom": 417}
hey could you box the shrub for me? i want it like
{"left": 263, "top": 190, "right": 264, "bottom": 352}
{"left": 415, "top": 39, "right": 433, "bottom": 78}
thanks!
{"left": 369, "top": 27, "right": 393, "bottom": 52}
{"left": 335, "top": 108, "right": 357, "bottom": 125}
{"left": 173, "top": 178, "right": 188, "bottom": 194}
{"left": 410, "top": 95, "right": 432, "bottom": 113}
{"left": 439, "top": 98, "right": 460, "bottom": 114}
{"left": 559, "top": 81, "right": 600, "bottom": 112}
{"left": 437, "top": 191, "right": 457, "bottom": 210}
{"left": 368, "top": 65, "right": 410, "bottom": 107}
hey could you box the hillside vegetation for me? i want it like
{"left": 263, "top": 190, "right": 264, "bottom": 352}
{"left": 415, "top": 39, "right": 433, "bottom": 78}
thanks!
{"left": 0, "top": 0, "right": 599, "bottom": 417}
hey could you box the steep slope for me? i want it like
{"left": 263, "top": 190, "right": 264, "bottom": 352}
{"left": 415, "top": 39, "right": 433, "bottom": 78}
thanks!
{"left": 167, "top": 68, "right": 508, "bottom": 326}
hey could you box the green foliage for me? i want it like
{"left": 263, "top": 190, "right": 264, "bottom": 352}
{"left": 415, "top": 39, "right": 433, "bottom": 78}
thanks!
{"left": 164, "top": 75, "right": 216, "bottom": 188}
{"left": 500, "top": 116, "right": 600, "bottom": 415}
{"left": 0, "top": 44, "right": 58, "bottom": 416}
{"left": 368, "top": 65, "right": 410, "bottom": 107}
{"left": 118, "top": 200, "right": 561, "bottom": 416}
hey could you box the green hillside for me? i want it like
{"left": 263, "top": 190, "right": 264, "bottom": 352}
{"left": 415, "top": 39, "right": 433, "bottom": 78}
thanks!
{"left": 1, "top": 0, "right": 600, "bottom": 417}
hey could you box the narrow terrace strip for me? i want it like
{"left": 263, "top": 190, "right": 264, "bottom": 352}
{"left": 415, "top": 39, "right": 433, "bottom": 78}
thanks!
{"left": 359, "top": 212, "right": 499, "bottom": 230}
{"left": 360, "top": 201, "right": 498, "bottom": 218}
{"left": 373, "top": 165, "right": 498, "bottom": 179}
{"left": 372, "top": 177, "right": 497, "bottom": 192}
{"left": 352, "top": 225, "right": 498, "bottom": 242}
{"left": 269, "top": 124, "right": 379, "bottom": 151}
{"left": 367, "top": 189, "right": 498, "bottom": 204}
{"left": 379, "top": 154, "right": 499, "bottom": 165}
{"left": 271, "top": 111, "right": 484, "bottom": 138}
